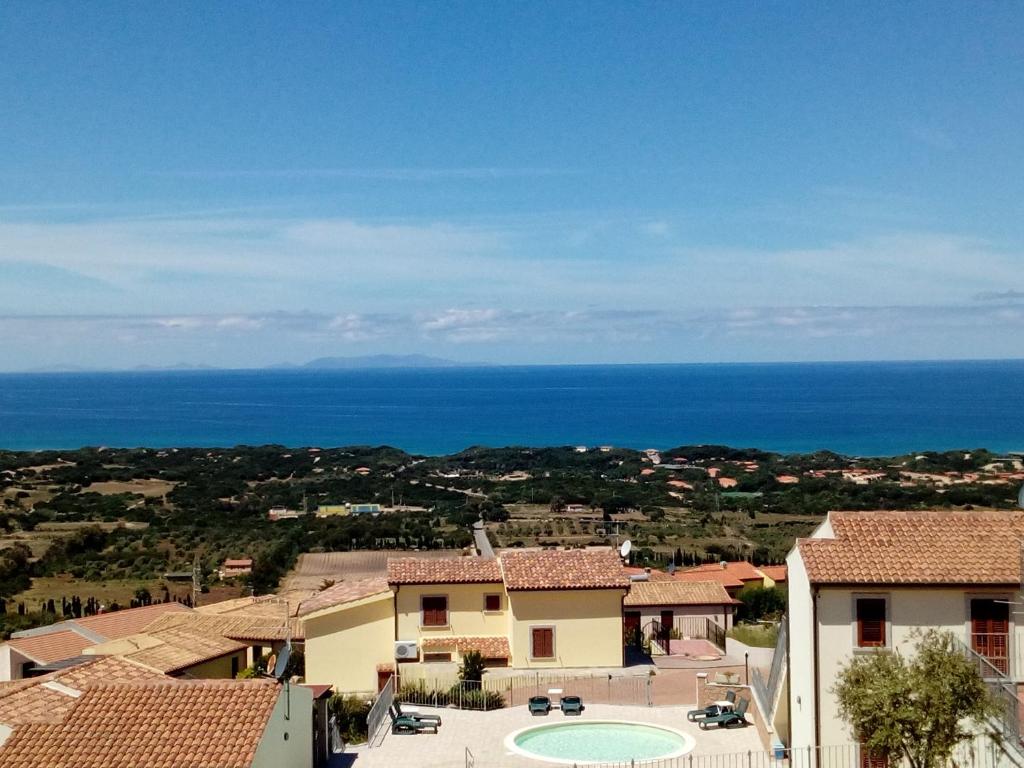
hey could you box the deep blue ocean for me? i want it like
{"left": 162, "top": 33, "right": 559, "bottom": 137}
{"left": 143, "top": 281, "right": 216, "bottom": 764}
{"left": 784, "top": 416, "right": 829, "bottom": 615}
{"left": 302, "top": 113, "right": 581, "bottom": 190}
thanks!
{"left": 0, "top": 360, "right": 1022, "bottom": 456}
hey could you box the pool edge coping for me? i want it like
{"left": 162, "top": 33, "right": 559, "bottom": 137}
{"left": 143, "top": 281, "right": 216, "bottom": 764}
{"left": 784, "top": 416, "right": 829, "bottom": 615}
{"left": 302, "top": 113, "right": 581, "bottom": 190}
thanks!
{"left": 503, "top": 718, "right": 697, "bottom": 766}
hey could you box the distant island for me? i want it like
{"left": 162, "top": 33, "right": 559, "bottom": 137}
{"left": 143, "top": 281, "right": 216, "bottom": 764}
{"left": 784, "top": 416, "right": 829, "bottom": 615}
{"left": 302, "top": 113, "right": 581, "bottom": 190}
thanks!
{"left": 20, "top": 354, "right": 483, "bottom": 374}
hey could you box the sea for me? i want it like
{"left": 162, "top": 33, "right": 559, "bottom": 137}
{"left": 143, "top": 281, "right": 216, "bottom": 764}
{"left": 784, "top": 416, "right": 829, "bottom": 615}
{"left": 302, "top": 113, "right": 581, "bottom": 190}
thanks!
{"left": 0, "top": 360, "right": 1022, "bottom": 456}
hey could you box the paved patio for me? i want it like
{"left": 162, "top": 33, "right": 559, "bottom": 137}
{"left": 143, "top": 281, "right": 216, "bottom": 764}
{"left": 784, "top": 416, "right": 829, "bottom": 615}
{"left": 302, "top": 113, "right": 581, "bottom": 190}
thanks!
{"left": 340, "top": 702, "right": 764, "bottom": 768}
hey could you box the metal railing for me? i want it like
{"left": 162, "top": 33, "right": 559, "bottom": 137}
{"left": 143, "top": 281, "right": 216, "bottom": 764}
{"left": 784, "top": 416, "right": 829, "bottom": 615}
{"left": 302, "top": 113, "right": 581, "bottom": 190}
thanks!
{"left": 365, "top": 674, "right": 394, "bottom": 747}
{"left": 399, "top": 671, "right": 653, "bottom": 709}
{"left": 643, "top": 619, "right": 671, "bottom": 655}
{"left": 460, "top": 737, "right": 1015, "bottom": 768}
{"left": 706, "top": 617, "right": 727, "bottom": 651}
{"left": 752, "top": 616, "right": 787, "bottom": 722}
{"left": 959, "top": 640, "right": 1022, "bottom": 752}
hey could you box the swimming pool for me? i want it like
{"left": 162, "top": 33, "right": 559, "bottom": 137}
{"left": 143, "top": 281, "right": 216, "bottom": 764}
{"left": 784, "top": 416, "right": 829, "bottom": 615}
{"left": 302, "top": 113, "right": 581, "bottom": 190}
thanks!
{"left": 505, "top": 720, "right": 696, "bottom": 765}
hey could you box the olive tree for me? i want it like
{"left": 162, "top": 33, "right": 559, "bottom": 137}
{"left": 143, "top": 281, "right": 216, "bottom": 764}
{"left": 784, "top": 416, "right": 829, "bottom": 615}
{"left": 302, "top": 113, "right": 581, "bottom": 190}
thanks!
{"left": 833, "top": 629, "right": 1001, "bottom": 768}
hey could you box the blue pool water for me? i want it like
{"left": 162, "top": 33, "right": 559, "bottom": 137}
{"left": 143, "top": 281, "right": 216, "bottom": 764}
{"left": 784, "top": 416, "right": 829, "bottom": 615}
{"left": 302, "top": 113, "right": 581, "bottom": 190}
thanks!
{"left": 0, "top": 360, "right": 1022, "bottom": 454}
{"left": 509, "top": 721, "right": 694, "bottom": 764}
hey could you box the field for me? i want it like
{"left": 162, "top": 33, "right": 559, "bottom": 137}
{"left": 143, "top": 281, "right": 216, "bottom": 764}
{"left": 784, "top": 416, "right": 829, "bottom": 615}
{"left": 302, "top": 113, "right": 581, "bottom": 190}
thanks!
{"left": 282, "top": 549, "right": 464, "bottom": 594}
{"left": 85, "top": 479, "right": 176, "bottom": 498}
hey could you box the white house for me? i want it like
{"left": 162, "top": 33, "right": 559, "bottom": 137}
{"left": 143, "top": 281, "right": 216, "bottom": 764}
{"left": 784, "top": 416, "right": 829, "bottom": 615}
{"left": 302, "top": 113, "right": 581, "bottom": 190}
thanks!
{"left": 787, "top": 510, "right": 1024, "bottom": 760}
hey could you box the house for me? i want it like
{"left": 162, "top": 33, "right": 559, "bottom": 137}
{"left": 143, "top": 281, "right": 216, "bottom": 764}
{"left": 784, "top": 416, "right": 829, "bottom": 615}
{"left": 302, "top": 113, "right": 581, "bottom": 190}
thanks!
{"left": 301, "top": 548, "right": 630, "bottom": 694}
{"left": 82, "top": 622, "right": 250, "bottom": 678}
{"left": 0, "top": 679, "right": 313, "bottom": 768}
{"left": 623, "top": 580, "right": 738, "bottom": 647}
{"left": 787, "top": 510, "right": 1024, "bottom": 754}
{"left": 0, "top": 602, "right": 192, "bottom": 680}
{"left": 675, "top": 560, "right": 766, "bottom": 596}
{"left": 0, "top": 656, "right": 169, "bottom": 732}
{"left": 758, "top": 564, "right": 787, "bottom": 587}
{"left": 219, "top": 558, "right": 254, "bottom": 579}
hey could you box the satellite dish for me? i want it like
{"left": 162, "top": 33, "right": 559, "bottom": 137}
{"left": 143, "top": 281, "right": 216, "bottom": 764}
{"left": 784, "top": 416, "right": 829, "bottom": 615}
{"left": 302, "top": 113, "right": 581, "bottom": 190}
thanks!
{"left": 1018, "top": 484, "right": 1024, "bottom": 509}
{"left": 619, "top": 540, "right": 632, "bottom": 559}
{"left": 668, "top": 562, "right": 676, "bottom": 575}
{"left": 273, "top": 642, "right": 292, "bottom": 680}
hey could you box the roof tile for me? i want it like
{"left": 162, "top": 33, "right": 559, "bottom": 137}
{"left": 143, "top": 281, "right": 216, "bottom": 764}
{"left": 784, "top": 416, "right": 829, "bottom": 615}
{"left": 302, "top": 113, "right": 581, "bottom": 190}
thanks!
{"left": 420, "top": 636, "right": 511, "bottom": 658}
{"left": 799, "top": 510, "right": 1024, "bottom": 585}
{"left": 387, "top": 557, "right": 503, "bottom": 585}
{"left": 624, "top": 580, "right": 737, "bottom": 606}
{"left": 297, "top": 577, "right": 391, "bottom": 617}
{"left": 500, "top": 549, "right": 629, "bottom": 591}
{"left": 0, "top": 679, "right": 280, "bottom": 768}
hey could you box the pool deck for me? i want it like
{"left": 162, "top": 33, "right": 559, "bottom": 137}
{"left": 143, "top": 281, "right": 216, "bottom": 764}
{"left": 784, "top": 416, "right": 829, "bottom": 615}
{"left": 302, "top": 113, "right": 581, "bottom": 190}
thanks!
{"left": 340, "top": 703, "right": 764, "bottom": 768}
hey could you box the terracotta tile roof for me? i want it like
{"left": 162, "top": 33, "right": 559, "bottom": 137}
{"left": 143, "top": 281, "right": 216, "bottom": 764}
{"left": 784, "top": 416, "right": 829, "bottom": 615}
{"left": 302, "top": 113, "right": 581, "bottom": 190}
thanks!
{"left": 624, "top": 580, "right": 737, "bottom": 606}
{"left": 671, "top": 569, "right": 746, "bottom": 589}
{"left": 88, "top": 627, "right": 248, "bottom": 674}
{"left": 297, "top": 576, "right": 391, "bottom": 617}
{"left": 799, "top": 510, "right": 1024, "bottom": 585}
{"left": 387, "top": 557, "right": 503, "bottom": 585}
{"left": 758, "top": 565, "right": 788, "bottom": 582}
{"left": 623, "top": 567, "right": 676, "bottom": 582}
{"left": 143, "top": 611, "right": 305, "bottom": 642}
{"left": 72, "top": 602, "right": 193, "bottom": 641}
{"left": 500, "top": 548, "right": 629, "bottom": 591}
{"left": 0, "top": 679, "right": 280, "bottom": 768}
{"left": 7, "top": 630, "right": 94, "bottom": 664}
{"left": 0, "top": 656, "right": 169, "bottom": 727}
{"left": 420, "top": 636, "right": 511, "bottom": 658}
{"left": 682, "top": 561, "right": 763, "bottom": 582}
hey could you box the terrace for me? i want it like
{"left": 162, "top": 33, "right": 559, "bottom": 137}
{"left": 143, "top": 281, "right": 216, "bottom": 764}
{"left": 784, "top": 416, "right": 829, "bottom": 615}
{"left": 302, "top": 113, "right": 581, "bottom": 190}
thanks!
{"left": 346, "top": 701, "right": 765, "bottom": 768}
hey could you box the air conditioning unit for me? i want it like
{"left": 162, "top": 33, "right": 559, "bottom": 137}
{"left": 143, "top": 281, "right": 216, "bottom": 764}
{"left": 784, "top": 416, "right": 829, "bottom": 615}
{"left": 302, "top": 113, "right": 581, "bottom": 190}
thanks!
{"left": 394, "top": 641, "right": 419, "bottom": 660}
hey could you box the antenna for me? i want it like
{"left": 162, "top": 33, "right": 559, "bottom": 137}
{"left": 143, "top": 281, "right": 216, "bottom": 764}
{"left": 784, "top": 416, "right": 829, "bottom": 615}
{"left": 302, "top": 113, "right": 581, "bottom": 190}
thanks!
{"left": 619, "top": 539, "right": 632, "bottom": 559}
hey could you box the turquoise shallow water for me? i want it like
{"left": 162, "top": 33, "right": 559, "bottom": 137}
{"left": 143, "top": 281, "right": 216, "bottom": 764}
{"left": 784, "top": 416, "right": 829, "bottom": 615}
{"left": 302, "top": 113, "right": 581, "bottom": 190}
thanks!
{"left": 1, "top": 360, "right": 1022, "bottom": 454}
{"left": 513, "top": 721, "right": 691, "bottom": 763}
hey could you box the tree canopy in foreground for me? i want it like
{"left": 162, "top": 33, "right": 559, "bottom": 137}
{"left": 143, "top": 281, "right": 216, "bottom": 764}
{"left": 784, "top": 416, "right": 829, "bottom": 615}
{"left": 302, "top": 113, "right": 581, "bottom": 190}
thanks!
{"left": 834, "top": 629, "right": 1003, "bottom": 768}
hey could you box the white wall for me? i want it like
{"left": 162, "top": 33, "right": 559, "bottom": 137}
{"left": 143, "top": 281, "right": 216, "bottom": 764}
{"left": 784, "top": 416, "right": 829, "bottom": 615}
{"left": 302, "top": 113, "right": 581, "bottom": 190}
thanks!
{"left": 786, "top": 546, "right": 815, "bottom": 751}
{"left": 252, "top": 683, "right": 314, "bottom": 768}
{"left": 814, "top": 585, "right": 1020, "bottom": 747}
{"left": 0, "top": 644, "right": 33, "bottom": 682}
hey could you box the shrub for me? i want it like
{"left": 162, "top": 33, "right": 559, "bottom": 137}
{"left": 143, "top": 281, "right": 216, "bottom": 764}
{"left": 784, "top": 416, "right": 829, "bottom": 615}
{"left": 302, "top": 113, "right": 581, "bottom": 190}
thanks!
{"left": 329, "top": 694, "right": 372, "bottom": 744}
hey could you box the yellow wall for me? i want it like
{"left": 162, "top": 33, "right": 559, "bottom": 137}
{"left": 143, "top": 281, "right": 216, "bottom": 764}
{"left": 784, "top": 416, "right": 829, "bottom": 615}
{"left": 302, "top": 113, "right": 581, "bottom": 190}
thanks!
{"left": 181, "top": 650, "right": 246, "bottom": 679}
{"left": 252, "top": 683, "right": 313, "bottom": 768}
{"left": 304, "top": 594, "right": 395, "bottom": 694}
{"left": 395, "top": 583, "right": 509, "bottom": 642}
{"left": 508, "top": 589, "right": 624, "bottom": 668}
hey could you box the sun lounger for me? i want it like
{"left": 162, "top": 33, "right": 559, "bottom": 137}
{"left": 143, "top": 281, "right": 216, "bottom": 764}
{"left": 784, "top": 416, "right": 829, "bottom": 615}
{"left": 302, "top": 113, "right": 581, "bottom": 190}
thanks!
{"left": 393, "top": 702, "right": 442, "bottom": 725}
{"left": 560, "top": 695, "right": 584, "bottom": 715}
{"left": 529, "top": 696, "right": 552, "bottom": 715}
{"left": 388, "top": 709, "right": 439, "bottom": 734}
{"left": 698, "top": 697, "right": 749, "bottom": 729}
{"left": 687, "top": 690, "right": 736, "bottom": 721}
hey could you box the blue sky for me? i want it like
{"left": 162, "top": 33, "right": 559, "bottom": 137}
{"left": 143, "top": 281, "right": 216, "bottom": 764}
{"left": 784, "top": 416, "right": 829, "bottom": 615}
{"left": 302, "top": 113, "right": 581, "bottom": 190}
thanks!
{"left": 1, "top": 1, "right": 1023, "bottom": 369}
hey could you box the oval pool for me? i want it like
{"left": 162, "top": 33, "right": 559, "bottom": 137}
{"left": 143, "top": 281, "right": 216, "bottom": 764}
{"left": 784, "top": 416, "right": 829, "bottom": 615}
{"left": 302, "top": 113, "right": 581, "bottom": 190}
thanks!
{"left": 505, "top": 720, "right": 696, "bottom": 765}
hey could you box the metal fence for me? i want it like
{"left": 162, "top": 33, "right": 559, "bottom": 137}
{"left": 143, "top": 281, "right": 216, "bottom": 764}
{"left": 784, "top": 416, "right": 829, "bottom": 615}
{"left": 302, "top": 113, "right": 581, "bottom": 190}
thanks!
{"left": 706, "top": 617, "right": 727, "bottom": 651}
{"left": 366, "top": 674, "right": 395, "bottom": 747}
{"left": 752, "top": 617, "right": 787, "bottom": 721}
{"left": 959, "top": 640, "right": 1022, "bottom": 750}
{"left": 399, "top": 671, "right": 654, "bottom": 710}
{"left": 461, "top": 737, "right": 1016, "bottom": 768}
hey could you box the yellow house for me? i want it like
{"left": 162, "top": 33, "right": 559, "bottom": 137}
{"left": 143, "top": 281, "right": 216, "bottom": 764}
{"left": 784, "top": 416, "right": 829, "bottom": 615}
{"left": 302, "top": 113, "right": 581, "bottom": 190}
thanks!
{"left": 300, "top": 548, "right": 630, "bottom": 694}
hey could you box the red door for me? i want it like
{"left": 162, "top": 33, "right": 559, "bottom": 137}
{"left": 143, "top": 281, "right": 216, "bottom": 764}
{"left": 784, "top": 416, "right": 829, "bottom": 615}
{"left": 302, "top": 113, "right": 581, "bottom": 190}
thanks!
{"left": 660, "top": 610, "right": 674, "bottom": 644}
{"left": 624, "top": 612, "right": 641, "bottom": 645}
{"left": 971, "top": 599, "right": 1010, "bottom": 675}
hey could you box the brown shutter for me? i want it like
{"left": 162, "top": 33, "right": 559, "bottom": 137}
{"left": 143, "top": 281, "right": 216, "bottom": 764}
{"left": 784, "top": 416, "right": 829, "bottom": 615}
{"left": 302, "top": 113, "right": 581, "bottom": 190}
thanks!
{"left": 422, "top": 596, "right": 448, "bottom": 626}
{"left": 860, "top": 749, "right": 889, "bottom": 768}
{"left": 532, "top": 628, "right": 554, "bottom": 658}
{"left": 856, "top": 598, "right": 886, "bottom": 648}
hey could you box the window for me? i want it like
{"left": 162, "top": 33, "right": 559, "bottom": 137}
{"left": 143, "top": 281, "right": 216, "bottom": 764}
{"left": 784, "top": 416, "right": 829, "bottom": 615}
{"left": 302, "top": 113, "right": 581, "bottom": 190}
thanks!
{"left": 971, "top": 598, "right": 1010, "bottom": 674}
{"left": 531, "top": 627, "right": 555, "bottom": 659}
{"left": 421, "top": 595, "right": 448, "bottom": 627}
{"left": 856, "top": 597, "right": 887, "bottom": 648}
{"left": 422, "top": 652, "right": 452, "bottom": 663}
{"left": 483, "top": 594, "right": 501, "bottom": 612}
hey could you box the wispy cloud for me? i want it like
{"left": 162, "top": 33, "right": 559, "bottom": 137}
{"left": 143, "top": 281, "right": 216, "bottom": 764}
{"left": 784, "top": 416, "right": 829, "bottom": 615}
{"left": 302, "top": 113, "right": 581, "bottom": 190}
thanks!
{"left": 974, "top": 289, "right": 1024, "bottom": 302}
{"left": 154, "top": 167, "right": 578, "bottom": 181}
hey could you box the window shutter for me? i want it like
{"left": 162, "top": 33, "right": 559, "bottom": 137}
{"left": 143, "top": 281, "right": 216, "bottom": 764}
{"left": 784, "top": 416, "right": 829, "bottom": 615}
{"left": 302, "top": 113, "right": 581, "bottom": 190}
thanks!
{"left": 423, "top": 596, "right": 447, "bottom": 626}
{"left": 532, "top": 628, "right": 553, "bottom": 658}
{"left": 856, "top": 598, "right": 886, "bottom": 648}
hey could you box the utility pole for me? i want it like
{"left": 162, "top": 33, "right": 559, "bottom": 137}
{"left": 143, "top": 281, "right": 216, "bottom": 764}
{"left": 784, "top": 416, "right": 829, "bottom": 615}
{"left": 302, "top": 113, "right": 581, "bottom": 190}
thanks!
{"left": 191, "top": 553, "right": 201, "bottom": 608}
